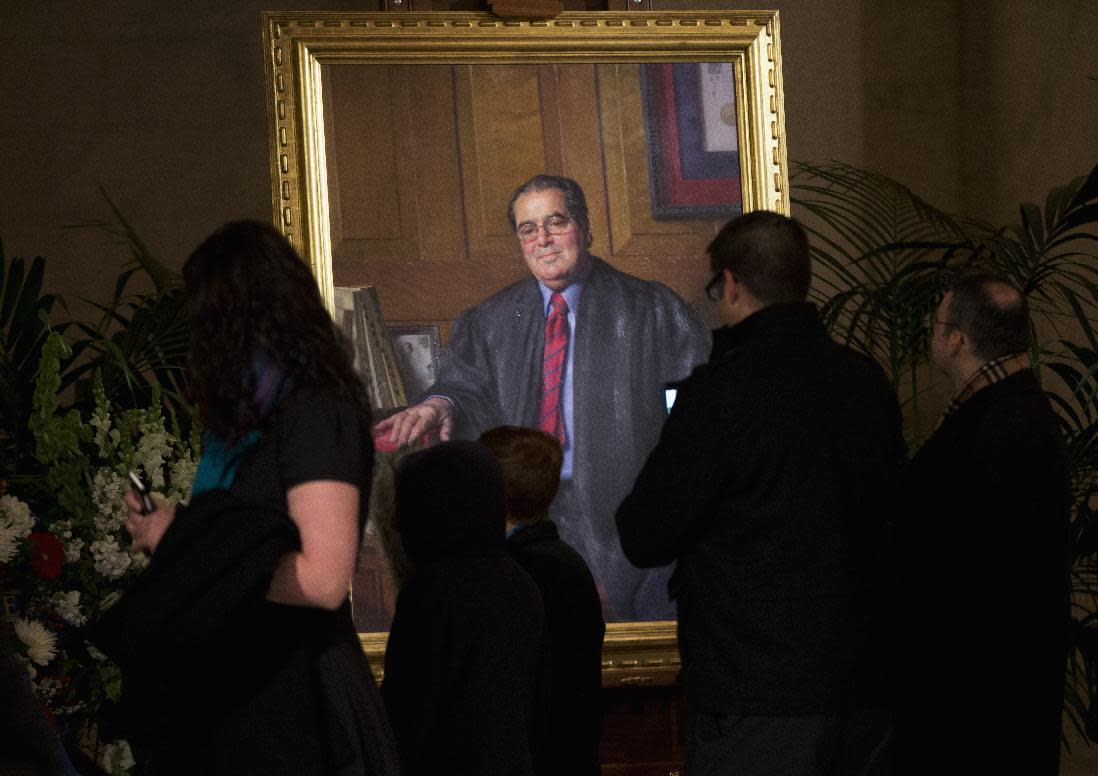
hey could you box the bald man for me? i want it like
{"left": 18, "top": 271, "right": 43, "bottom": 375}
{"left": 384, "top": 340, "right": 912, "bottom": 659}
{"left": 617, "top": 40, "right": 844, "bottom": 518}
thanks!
{"left": 898, "top": 273, "right": 1071, "bottom": 775}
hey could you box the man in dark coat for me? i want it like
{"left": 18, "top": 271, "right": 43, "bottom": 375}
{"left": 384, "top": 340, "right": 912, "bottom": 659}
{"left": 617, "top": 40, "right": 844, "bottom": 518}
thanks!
{"left": 897, "top": 273, "right": 1071, "bottom": 775}
{"left": 616, "top": 211, "right": 906, "bottom": 775}
{"left": 480, "top": 426, "right": 606, "bottom": 776}
{"left": 383, "top": 441, "right": 545, "bottom": 776}
{"left": 377, "top": 174, "right": 710, "bottom": 620}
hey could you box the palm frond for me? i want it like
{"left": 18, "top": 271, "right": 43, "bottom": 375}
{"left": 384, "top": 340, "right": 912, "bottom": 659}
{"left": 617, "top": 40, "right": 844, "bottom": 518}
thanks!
{"left": 790, "top": 162, "right": 970, "bottom": 406}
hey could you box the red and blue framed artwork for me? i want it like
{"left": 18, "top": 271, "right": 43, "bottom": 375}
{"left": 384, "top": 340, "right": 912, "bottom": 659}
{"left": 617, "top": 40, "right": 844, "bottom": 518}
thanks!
{"left": 641, "top": 62, "right": 743, "bottom": 220}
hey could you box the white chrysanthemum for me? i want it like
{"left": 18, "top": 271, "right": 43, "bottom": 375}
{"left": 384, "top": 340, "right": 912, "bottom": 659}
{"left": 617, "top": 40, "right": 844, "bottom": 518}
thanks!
{"left": 13, "top": 618, "right": 57, "bottom": 667}
{"left": 90, "top": 536, "right": 132, "bottom": 579}
{"left": 0, "top": 494, "right": 35, "bottom": 563}
{"left": 52, "top": 590, "right": 88, "bottom": 627}
{"left": 0, "top": 494, "right": 34, "bottom": 532}
{"left": 0, "top": 531, "right": 19, "bottom": 564}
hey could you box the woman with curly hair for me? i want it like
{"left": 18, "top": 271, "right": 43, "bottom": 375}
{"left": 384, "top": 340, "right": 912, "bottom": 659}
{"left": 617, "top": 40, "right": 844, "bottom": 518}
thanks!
{"left": 106, "top": 220, "right": 398, "bottom": 775}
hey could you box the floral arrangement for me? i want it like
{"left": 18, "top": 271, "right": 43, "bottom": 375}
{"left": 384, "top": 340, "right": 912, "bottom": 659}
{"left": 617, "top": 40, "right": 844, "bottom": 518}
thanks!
{"left": 1, "top": 332, "right": 200, "bottom": 773}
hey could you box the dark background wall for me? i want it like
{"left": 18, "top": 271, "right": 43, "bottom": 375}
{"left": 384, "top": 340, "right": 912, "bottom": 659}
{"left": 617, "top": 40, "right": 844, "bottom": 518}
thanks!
{"left": 2, "top": 1, "right": 1094, "bottom": 324}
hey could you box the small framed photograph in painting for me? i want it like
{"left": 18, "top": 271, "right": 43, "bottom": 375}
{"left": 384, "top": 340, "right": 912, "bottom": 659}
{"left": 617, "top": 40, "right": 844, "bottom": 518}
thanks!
{"left": 387, "top": 324, "right": 442, "bottom": 402}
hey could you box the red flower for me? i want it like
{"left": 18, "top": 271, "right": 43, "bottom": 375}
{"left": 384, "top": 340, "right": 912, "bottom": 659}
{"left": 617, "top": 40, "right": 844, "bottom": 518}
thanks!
{"left": 29, "top": 532, "right": 65, "bottom": 579}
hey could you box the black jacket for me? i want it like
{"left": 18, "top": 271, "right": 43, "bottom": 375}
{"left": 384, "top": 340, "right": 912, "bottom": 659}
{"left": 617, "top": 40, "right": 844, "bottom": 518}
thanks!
{"left": 616, "top": 302, "right": 906, "bottom": 715}
{"left": 897, "top": 369, "right": 1071, "bottom": 775}
{"left": 93, "top": 490, "right": 399, "bottom": 776}
{"left": 507, "top": 521, "right": 605, "bottom": 776}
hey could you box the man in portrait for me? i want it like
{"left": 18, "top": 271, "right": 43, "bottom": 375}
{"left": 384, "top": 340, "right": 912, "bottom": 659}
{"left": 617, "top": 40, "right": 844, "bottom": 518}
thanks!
{"left": 897, "top": 274, "right": 1071, "bottom": 775}
{"left": 616, "top": 211, "right": 905, "bottom": 774}
{"left": 376, "top": 173, "right": 710, "bottom": 620}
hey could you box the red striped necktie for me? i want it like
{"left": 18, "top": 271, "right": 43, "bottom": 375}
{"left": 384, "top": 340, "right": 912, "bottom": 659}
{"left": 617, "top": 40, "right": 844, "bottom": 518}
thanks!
{"left": 538, "top": 292, "right": 569, "bottom": 445}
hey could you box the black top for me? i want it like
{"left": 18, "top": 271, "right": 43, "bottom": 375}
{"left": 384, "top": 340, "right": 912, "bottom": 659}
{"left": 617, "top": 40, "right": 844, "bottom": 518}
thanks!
{"left": 617, "top": 302, "right": 906, "bottom": 715}
{"left": 507, "top": 521, "right": 605, "bottom": 776}
{"left": 232, "top": 384, "right": 370, "bottom": 514}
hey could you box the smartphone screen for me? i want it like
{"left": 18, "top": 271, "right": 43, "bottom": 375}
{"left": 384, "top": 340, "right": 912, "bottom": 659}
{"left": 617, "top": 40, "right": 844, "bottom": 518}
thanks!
{"left": 664, "top": 385, "right": 679, "bottom": 414}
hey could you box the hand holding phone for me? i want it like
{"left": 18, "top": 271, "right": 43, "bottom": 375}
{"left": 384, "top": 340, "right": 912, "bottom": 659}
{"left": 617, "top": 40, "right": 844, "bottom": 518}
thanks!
{"left": 128, "top": 471, "right": 156, "bottom": 515}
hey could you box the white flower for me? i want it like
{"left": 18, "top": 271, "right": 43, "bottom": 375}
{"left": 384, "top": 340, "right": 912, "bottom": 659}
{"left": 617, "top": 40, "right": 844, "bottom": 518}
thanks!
{"left": 0, "top": 494, "right": 34, "bottom": 533}
{"left": 52, "top": 590, "right": 88, "bottom": 627}
{"left": 92, "top": 469, "right": 128, "bottom": 533}
{"left": 52, "top": 521, "right": 85, "bottom": 563}
{"left": 0, "top": 494, "right": 35, "bottom": 563}
{"left": 99, "top": 740, "right": 136, "bottom": 774}
{"left": 66, "top": 536, "right": 86, "bottom": 562}
{"left": 168, "top": 454, "right": 198, "bottom": 504}
{"left": 87, "top": 642, "right": 108, "bottom": 662}
{"left": 136, "top": 414, "right": 174, "bottom": 490}
{"left": 90, "top": 536, "right": 133, "bottom": 579}
{"left": 0, "top": 531, "right": 19, "bottom": 564}
{"left": 13, "top": 618, "right": 57, "bottom": 667}
{"left": 91, "top": 404, "right": 113, "bottom": 458}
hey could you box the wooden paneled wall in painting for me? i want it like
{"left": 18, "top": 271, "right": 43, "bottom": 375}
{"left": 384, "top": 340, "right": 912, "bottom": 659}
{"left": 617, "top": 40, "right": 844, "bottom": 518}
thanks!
{"left": 322, "top": 61, "right": 726, "bottom": 340}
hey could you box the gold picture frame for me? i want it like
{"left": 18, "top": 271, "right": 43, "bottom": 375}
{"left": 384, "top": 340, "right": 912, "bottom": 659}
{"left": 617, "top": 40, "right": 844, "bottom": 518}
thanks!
{"left": 262, "top": 9, "right": 788, "bottom": 685}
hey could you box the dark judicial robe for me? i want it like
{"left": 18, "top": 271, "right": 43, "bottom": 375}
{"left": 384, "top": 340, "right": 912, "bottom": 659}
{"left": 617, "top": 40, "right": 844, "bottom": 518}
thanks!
{"left": 429, "top": 256, "right": 710, "bottom": 619}
{"left": 898, "top": 369, "right": 1071, "bottom": 775}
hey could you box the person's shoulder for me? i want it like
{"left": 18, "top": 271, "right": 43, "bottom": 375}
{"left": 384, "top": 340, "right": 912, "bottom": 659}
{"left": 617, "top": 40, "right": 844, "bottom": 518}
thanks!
{"left": 280, "top": 383, "right": 359, "bottom": 419}
{"left": 451, "top": 274, "right": 540, "bottom": 333}
{"left": 508, "top": 534, "right": 601, "bottom": 607}
{"left": 973, "top": 371, "right": 1059, "bottom": 436}
{"left": 269, "top": 384, "right": 367, "bottom": 452}
{"left": 588, "top": 257, "right": 687, "bottom": 305}
{"left": 510, "top": 529, "right": 594, "bottom": 575}
{"left": 830, "top": 340, "right": 894, "bottom": 382}
{"left": 468, "top": 274, "right": 540, "bottom": 312}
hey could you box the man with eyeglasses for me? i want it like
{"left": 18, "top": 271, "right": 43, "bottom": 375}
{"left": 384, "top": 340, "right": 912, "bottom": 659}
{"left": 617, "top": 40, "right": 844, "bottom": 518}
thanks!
{"left": 616, "top": 210, "right": 905, "bottom": 775}
{"left": 897, "top": 274, "right": 1070, "bottom": 775}
{"left": 377, "top": 173, "right": 709, "bottom": 620}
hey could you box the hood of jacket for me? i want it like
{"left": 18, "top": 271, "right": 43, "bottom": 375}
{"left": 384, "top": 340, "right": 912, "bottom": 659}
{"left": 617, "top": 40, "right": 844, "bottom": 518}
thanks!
{"left": 394, "top": 440, "right": 507, "bottom": 564}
